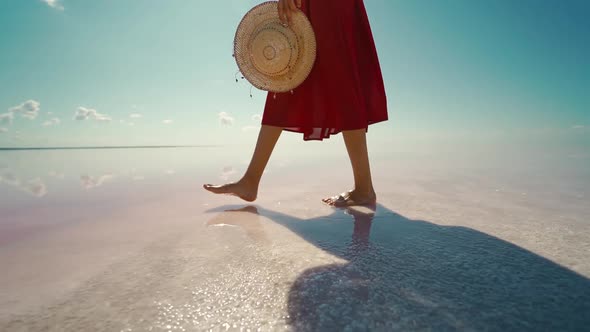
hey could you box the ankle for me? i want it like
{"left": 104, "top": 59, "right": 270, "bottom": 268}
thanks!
{"left": 354, "top": 186, "right": 376, "bottom": 196}
{"left": 239, "top": 176, "right": 259, "bottom": 188}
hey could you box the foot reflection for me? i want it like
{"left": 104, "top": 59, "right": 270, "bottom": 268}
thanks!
{"left": 346, "top": 206, "right": 375, "bottom": 254}
{"left": 206, "top": 205, "right": 269, "bottom": 244}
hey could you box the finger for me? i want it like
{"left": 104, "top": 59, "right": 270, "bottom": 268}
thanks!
{"left": 286, "top": 0, "right": 295, "bottom": 24}
{"left": 286, "top": 12, "right": 292, "bottom": 25}
{"left": 289, "top": 0, "right": 299, "bottom": 24}
{"left": 278, "top": 1, "right": 286, "bottom": 24}
{"left": 296, "top": 0, "right": 302, "bottom": 8}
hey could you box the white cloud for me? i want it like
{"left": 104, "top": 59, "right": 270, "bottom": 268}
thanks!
{"left": 0, "top": 113, "right": 13, "bottom": 125}
{"left": 572, "top": 125, "right": 585, "bottom": 130}
{"left": 74, "top": 107, "right": 112, "bottom": 122}
{"left": 0, "top": 128, "right": 7, "bottom": 133}
{"left": 219, "top": 112, "right": 234, "bottom": 126}
{"left": 42, "top": 117, "right": 61, "bottom": 127}
{"left": 9, "top": 100, "right": 40, "bottom": 119}
{"left": 252, "top": 114, "right": 262, "bottom": 122}
{"left": 130, "top": 113, "right": 142, "bottom": 119}
{"left": 41, "top": 0, "right": 64, "bottom": 11}
{"left": 163, "top": 119, "right": 173, "bottom": 124}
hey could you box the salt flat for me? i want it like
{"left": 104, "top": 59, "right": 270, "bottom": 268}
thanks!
{"left": 0, "top": 146, "right": 589, "bottom": 331}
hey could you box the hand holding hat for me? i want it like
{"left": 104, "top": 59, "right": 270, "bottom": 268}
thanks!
{"left": 277, "top": 0, "right": 302, "bottom": 25}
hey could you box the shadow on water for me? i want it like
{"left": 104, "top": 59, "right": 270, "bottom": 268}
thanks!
{"left": 205, "top": 203, "right": 590, "bottom": 331}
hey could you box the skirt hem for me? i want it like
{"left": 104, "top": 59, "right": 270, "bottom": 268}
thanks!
{"left": 262, "top": 118, "right": 388, "bottom": 141}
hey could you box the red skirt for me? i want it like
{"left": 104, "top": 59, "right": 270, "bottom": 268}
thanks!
{"left": 261, "top": 0, "right": 388, "bottom": 141}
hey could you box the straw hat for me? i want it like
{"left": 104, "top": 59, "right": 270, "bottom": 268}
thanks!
{"left": 234, "top": 1, "right": 317, "bottom": 93}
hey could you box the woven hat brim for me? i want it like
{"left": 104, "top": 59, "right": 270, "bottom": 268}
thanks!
{"left": 234, "top": 1, "right": 317, "bottom": 93}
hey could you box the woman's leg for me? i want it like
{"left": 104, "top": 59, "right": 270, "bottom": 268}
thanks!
{"left": 203, "top": 125, "right": 283, "bottom": 202}
{"left": 323, "top": 128, "right": 377, "bottom": 206}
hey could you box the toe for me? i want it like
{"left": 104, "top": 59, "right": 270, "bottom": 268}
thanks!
{"left": 204, "top": 184, "right": 226, "bottom": 193}
{"left": 326, "top": 195, "right": 340, "bottom": 205}
{"left": 333, "top": 199, "right": 349, "bottom": 207}
{"left": 329, "top": 195, "right": 344, "bottom": 207}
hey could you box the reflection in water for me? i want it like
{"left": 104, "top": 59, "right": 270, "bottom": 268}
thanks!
{"left": 0, "top": 170, "right": 18, "bottom": 186}
{"left": 128, "top": 168, "right": 146, "bottom": 182}
{"left": 206, "top": 204, "right": 590, "bottom": 331}
{"left": 80, "top": 174, "right": 114, "bottom": 189}
{"left": 0, "top": 149, "right": 196, "bottom": 202}
{"left": 0, "top": 168, "right": 47, "bottom": 197}
{"left": 20, "top": 178, "right": 47, "bottom": 197}
{"left": 207, "top": 205, "right": 270, "bottom": 244}
{"left": 344, "top": 206, "right": 374, "bottom": 255}
{"left": 47, "top": 170, "right": 65, "bottom": 179}
{"left": 132, "top": 175, "right": 145, "bottom": 181}
{"left": 0, "top": 163, "right": 179, "bottom": 197}
{"left": 220, "top": 166, "right": 237, "bottom": 181}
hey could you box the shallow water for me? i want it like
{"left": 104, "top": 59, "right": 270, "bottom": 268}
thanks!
{"left": 0, "top": 146, "right": 589, "bottom": 331}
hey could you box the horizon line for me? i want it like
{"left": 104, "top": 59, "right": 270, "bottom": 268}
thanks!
{"left": 0, "top": 145, "right": 222, "bottom": 151}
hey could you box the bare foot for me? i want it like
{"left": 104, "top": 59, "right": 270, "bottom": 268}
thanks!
{"left": 203, "top": 180, "right": 258, "bottom": 202}
{"left": 322, "top": 189, "right": 377, "bottom": 207}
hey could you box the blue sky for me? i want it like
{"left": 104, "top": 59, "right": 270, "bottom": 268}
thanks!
{"left": 0, "top": 0, "right": 588, "bottom": 150}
